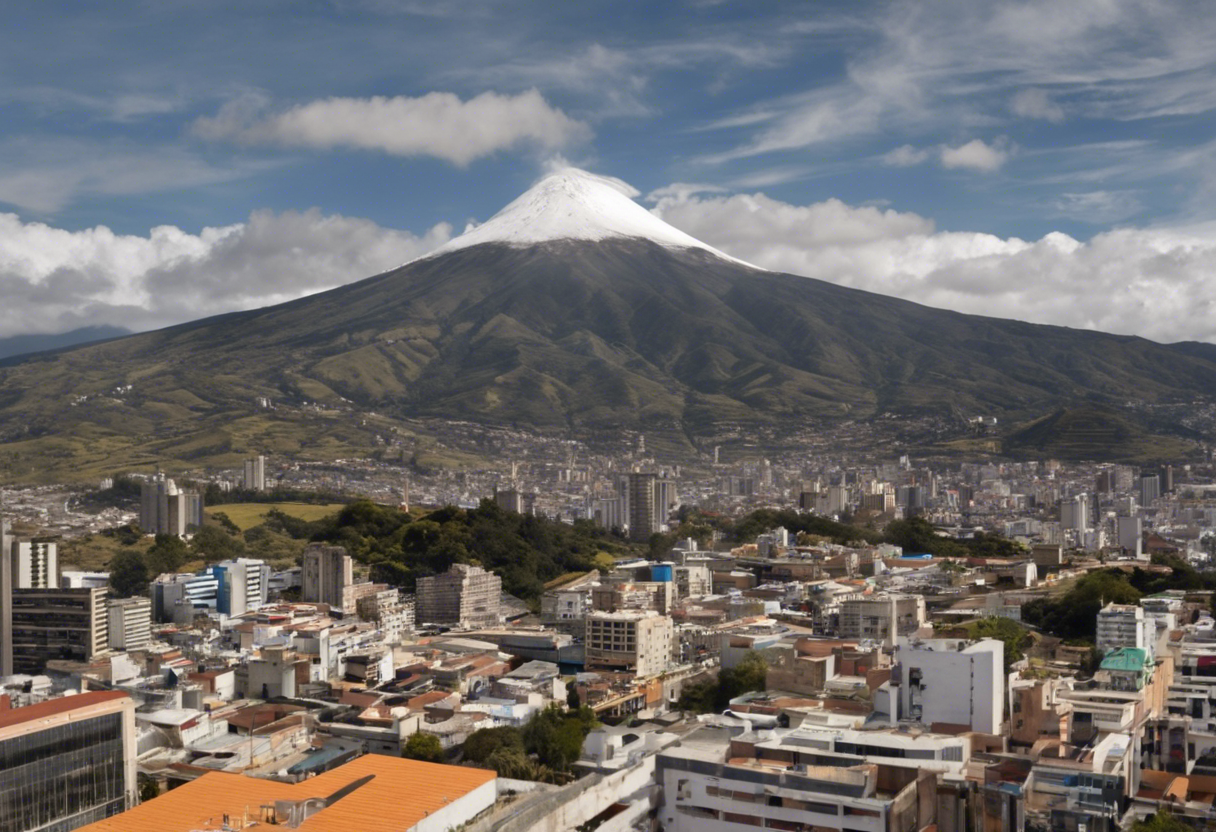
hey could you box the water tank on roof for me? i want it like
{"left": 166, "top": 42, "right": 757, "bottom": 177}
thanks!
{"left": 650, "top": 564, "right": 673, "bottom": 583}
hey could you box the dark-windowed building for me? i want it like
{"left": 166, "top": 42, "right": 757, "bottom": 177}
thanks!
{"left": 0, "top": 691, "right": 137, "bottom": 831}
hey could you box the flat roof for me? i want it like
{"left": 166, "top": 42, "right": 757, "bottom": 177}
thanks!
{"left": 78, "top": 754, "right": 496, "bottom": 832}
{"left": 0, "top": 691, "right": 129, "bottom": 731}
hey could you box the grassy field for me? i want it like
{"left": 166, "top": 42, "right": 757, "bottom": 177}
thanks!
{"left": 209, "top": 502, "right": 347, "bottom": 531}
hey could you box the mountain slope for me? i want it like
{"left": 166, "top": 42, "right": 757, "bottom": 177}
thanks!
{"left": 2, "top": 169, "right": 1215, "bottom": 479}
{"left": 0, "top": 325, "right": 130, "bottom": 361}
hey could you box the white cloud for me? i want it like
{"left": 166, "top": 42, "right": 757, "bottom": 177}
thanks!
{"left": 881, "top": 144, "right": 930, "bottom": 167}
{"left": 0, "top": 210, "right": 452, "bottom": 338}
{"left": 1010, "top": 88, "right": 1065, "bottom": 121}
{"left": 194, "top": 90, "right": 591, "bottom": 165}
{"left": 649, "top": 186, "right": 1216, "bottom": 343}
{"left": 1052, "top": 190, "right": 1143, "bottom": 224}
{"left": 940, "top": 138, "right": 1010, "bottom": 172}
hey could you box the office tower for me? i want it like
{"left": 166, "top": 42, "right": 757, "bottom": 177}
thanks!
{"left": 0, "top": 509, "right": 11, "bottom": 676}
{"left": 494, "top": 487, "right": 524, "bottom": 514}
{"left": 1060, "top": 494, "right": 1089, "bottom": 531}
{"left": 10, "top": 587, "right": 109, "bottom": 674}
{"left": 653, "top": 476, "right": 678, "bottom": 522}
{"left": 302, "top": 544, "right": 353, "bottom": 608}
{"left": 243, "top": 455, "right": 266, "bottom": 491}
{"left": 627, "top": 472, "right": 658, "bottom": 542}
{"left": 0, "top": 691, "right": 137, "bottom": 831}
{"left": 584, "top": 610, "right": 673, "bottom": 678}
{"left": 209, "top": 558, "right": 269, "bottom": 616}
{"left": 108, "top": 597, "right": 152, "bottom": 652}
{"left": 1140, "top": 474, "right": 1161, "bottom": 506}
{"left": 140, "top": 475, "right": 203, "bottom": 537}
{"left": 1096, "top": 602, "right": 1152, "bottom": 659}
{"left": 1117, "top": 515, "right": 1144, "bottom": 559}
{"left": 151, "top": 571, "right": 219, "bottom": 623}
{"left": 11, "top": 536, "right": 58, "bottom": 589}
{"left": 1096, "top": 469, "right": 1115, "bottom": 494}
{"left": 416, "top": 563, "right": 502, "bottom": 628}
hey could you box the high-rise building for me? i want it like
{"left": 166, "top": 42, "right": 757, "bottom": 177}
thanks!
{"left": 1096, "top": 602, "right": 1153, "bottom": 660}
{"left": 654, "top": 476, "right": 678, "bottom": 522}
{"left": 302, "top": 544, "right": 353, "bottom": 609}
{"left": 416, "top": 563, "right": 502, "bottom": 628}
{"left": 209, "top": 558, "right": 269, "bottom": 616}
{"left": 1140, "top": 474, "right": 1161, "bottom": 507}
{"left": 139, "top": 475, "right": 203, "bottom": 537}
{"left": 897, "top": 638, "right": 1004, "bottom": 734}
{"left": 627, "top": 472, "right": 658, "bottom": 542}
{"left": 0, "top": 509, "right": 12, "bottom": 677}
{"left": 151, "top": 571, "right": 219, "bottom": 623}
{"left": 0, "top": 691, "right": 137, "bottom": 832}
{"left": 1060, "top": 493, "right": 1089, "bottom": 531}
{"left": 11, "top": 536, "right": 58, "bottom": 589}
{"left": 242, "top": 455, "right": 266, "bottom": 491}
{"left": 9, "top": 587, "right": 109, "bottom": 674}
{"left": 107, "top": 597, "right": 152, "bottom": 652}
{"left": 1117, "top": 515, "right": 1144, "bottom": 559}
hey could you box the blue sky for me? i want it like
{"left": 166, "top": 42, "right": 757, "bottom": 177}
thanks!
{"left": 3, "top": 0, "right": 1216, "bottom": 342}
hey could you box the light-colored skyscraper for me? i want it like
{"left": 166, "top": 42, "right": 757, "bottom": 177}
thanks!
{"left": 302, "top": 544, "right": 353, "bottom": 609}
{"left": 140, "top": 475, "right": 203, "bottom": 537}
{"left": 210, "top": 558, "right": 269, "bottom": 616}
{"left": 1140, "top": 474, "right": 1161, "bottom": 507}
{"left": 108, "top": 596, "right": 152, "bottom": 651}
{"left": 11, "top": 536, "right": 58, "bottom": 589}
{"left": 243, "top": 455, "right": 266, "bottom": 491}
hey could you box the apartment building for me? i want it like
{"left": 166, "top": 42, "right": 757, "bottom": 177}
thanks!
{"left": 416, "top": 563, "right": 502, "bottom": 629}
{"left": 585, "top": 610, "right": 673, "bottom": 678}
{"left": 838, "top": 594, "right": 926, "bottom": 642}
{"left": 108, "top": 596, "right": 152, "bottom": 652}
{"left": 301, "top": 543, "right": 353, "bottom": 609}
{"left": 8, "top": 586, "right": 109, "bottom": 674}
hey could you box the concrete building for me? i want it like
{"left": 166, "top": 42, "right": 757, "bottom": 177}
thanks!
{"left": 11, "top": 536, "right": 57, "bottom": 589}
{"left": 1096, "top": 602, "right": 1153, "bottom": 659}
{"left": 584, "top": 610, "right": 673, "bottom": 678}
{"left": 839, "top": 594, "right": 926, "bottom": 642}
{"left": 209, "top": 558, "right": 269, "bottom": 616}
{"left": 1140, "top": 474, "right": 1161, "bottom": 506}
{"left": 0, "top": 691, "right": 137, "bottom": 832}
{"left": 1117, "top": 515, "right": 1144, "bottom": 559}
{"left": 1061, "top": 493, "right": 1089, "bottom": 531}
{"left": 628, "top": 472, "right": 658, "bottom": 542}
{"left": 151, "top": 571, "right": 219, "bottom": 623}
{"left": 416, "top": 563, "right": 502, "bottom": 629}
{"left": 356, "top": 587, "right": 415, "bottom": 644}
{"left": 0, "top": 511, "right": 11, "bottom": 676}
{"left": 302, "top": 544, "right": 353, "bottom": 609}
{"left": 108, "top": 596, "right": 152, "bottom": 652}
{"left": 9, "top": 586, "right": 109, "bottom": 674}
{"left": 140, "top": 475, "right": 203, "bottom": 538}
{"left": 242, "top": 455, "right": 266, "bottom": 491}
{"left": 896, "top": 637, "right": 1004, "bottom": 734}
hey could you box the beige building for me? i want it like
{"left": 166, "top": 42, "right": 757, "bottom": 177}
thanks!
{"left": 302, "top": 544, "right": 353, "bottom": 609}
{"left": 416, "top": 563, "right": 502, "bottom": 629}
{"left": 8, "top": 586, "right": 108, "bottom": 674}
{"left": 585, "top": 610, "right": 673, "bottom": 678}
{"left": 108, "top": 596, "right": 152, "bottom": 652}
{"left": 838, "top": 593, "right": 926, "bottom": 642}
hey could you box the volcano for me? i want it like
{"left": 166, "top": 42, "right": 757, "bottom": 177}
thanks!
{"left": 3, "top": 167, "right": 1216, "bottom": 477}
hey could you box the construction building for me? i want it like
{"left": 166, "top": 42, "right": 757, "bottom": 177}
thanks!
{"left": 0, "top": 691, "right": 137, "bottom": 832}
{"left": 584, "top": 609, "right": 673, "bottom": 678}
{"left": 416, "top": 563, "right": 502, "bottom": 629}
{"left": 302, "top": 544, "right": 353, "bottom": 609}
{"left": 8, "top": 586, "right": 109, "bottom": 674}
{"left": 108, "top": 596, "right": 152, "bottom": 652}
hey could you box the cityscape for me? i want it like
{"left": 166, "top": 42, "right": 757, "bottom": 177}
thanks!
{"left": 5, "top": 2, "right": 1216, "bottom": 832}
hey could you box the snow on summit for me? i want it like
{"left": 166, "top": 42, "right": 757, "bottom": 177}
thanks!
{"left": 427, "top": 168, "right": 756, "bottom": 266}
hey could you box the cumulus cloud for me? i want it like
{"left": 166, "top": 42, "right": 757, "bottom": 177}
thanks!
{"left": 0, "top": 210, "right": 452, "bottom": 338}
{"left": 194, "top": 90, "right": 591, "bottom": 165}
{"left": 940, "top": 138, "right": 1010, "bottom": 172}
{"left": 1010, "top": 88, "right": 1065, "bottom": 122}
{"left": 881, "top": 144, "right": 930, "bottom": 167}
{"left": 648, "top": 187, "right": 1216, "bottom": 343}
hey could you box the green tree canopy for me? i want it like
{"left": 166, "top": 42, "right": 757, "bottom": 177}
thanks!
{"left": 108, "top": 550, "right": 149, "bottom": 598}
{"left": 403, "top": 731, "right": 444, "bottom": 763}
{"left": 144, "top": 533, "right": 189, "bottom": 575}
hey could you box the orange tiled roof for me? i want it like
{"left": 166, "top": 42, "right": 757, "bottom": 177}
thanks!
{"left": 0, "top": 691, "right": 128, "bottom": 731}
{"left": 78, "top": 754, "right": 495, "bottom": 832}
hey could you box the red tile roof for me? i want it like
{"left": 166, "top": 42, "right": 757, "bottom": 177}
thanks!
{"left": 0, "top": 691, "right": 129, "bottom": 731}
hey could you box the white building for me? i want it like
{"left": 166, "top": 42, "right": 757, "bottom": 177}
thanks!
{"left": 1117, "top": 515, "right": 1144, "bottom": 559}
{"left": 11, "top": 537, "right": 57, "bottom": 589}
{"left": 243, "top": 455, "right": 266, "bottom": 491}
{"left": 1096, "top": 602, "right": 1153, "bottom": 660}
{"left": 108, "top": 597, "right": 152, "bottom": 651}
{"left": 212, "top": 558, "right": 269, "bottom": 616}
{"left": 896, "top": 637, "right": 1004, "bottom": 734}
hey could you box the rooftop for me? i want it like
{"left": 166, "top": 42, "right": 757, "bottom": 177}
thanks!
{"left": 78, "top": 754, "right": 496, "bottom": 832}
{"left": 0, "top": 690, "right": 129, "bottom": 732}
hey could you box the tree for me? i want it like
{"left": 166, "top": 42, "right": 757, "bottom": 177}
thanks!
{"left": 145, "top": 533, "right": 189, "bottom": 575}
{"left": 1133, "top": 810, "right": 1193, "bottom": 832}
{"left": 190, "top": 524, "right": 245, "bottom": 564}
{"left": 464, "top": 726, "right": 523, "bottom": 764}
{"left": 567, "top": 684, "right": 581, "bottom": 710}
{"left": 677, "top": 652, "right": 769, "bottom": 714}
{"left": 967, "top": 617, "right": 1031, "bottom": 672}
{"left": 108, "top": 550, "right": 149, "bottom": 598}
{"left": 403, "top": 731, "right": 444, "bottom": 763}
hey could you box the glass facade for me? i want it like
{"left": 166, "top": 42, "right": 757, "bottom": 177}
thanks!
{"left": 0, "top": 713, "right": 127, "bottom": 832}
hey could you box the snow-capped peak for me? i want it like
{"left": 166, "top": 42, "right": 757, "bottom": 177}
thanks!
{"left": 426, "top": 167, "right": 755, "bottom": 266}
